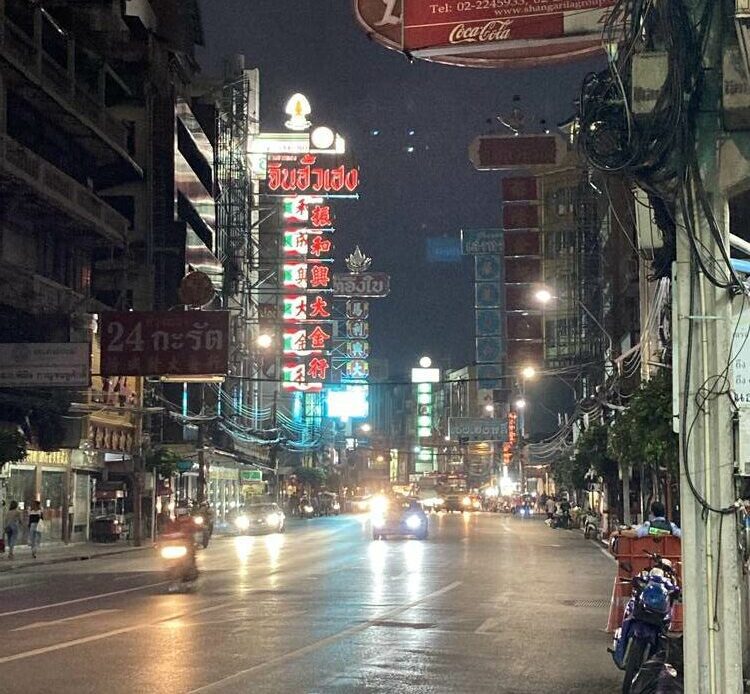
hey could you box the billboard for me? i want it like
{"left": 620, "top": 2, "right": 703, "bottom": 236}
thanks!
{"left": 326, "top": 386, "right": 369, "bottom": 419}
{"left": 469, "top": 134, "right": 565, "bottom": 171}
{"left": 100, "top": 311, "right": 229, "bottom": 377}
{"left": 354, "top": 0, "right": 613, "bottom": 69}
{"left": 449, "top": 417, "right": 508, "bottom": 442}
{"left": 0, "top": 343, "right": 90, "bottom": 388}
{"left": 461, "top": 228, "right": 503, "bottom": 255}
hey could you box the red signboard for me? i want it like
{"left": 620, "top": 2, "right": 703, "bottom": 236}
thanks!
{"left": 503, "top": 204, "right": 539, "bottom": 230}
{"left": 100, "top": 311, "right": 229, "bottom": 377}
{"left": 354, "top": 0, "right": 614, "bottom": 69}
{"left": 470, "top": 134, "right": 564, "bottom": 170}
{"left": 501, "top": 177, "right": 538, "bottom": 202}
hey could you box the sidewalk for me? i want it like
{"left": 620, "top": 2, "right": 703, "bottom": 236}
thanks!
{"left": 0, "top": 541, "right": 151, "bottom": 573}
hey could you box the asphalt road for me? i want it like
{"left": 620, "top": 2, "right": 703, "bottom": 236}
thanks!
{"left": 0, "top": 512, "right": 621, "bottom": 693}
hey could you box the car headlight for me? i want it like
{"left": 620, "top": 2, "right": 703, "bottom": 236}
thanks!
{"left": 193, "top": 515, "right": 204, "bottom": 526}
{"left": 160, "top": 545, "right": 188, "bottom": 560}
{"left": 462, "top": 496, "right": 472, "bottom": 506}
{"left": 435, "top": 497, "right": 444, "bottom": 505}
{"left": 332, "top": 502, "right": 340, "bottom": 510}
{"left": 370, "top": 496, "right": 389, "bottom": 514}
{"left": 304, "top": 505, "right": 314, "bottom": 513}
{"left": 265, "top": 513, "right": 279, "bottom": 526}
{"left": 235, "top": 515, "right": 250, "bottom": 530}
{"left": 372, "top": 513, "right": 386, "bottom": 529}
{"left": 406, "top": 514, "right": 423, "bottom": 530}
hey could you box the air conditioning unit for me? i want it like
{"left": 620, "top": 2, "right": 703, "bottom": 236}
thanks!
{"left": 631, "top": 52, "right": 669, "bottom": 115}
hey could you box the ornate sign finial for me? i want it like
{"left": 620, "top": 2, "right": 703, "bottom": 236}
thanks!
{"left": 346, "top": 246, "right": 372, "bottom": 274}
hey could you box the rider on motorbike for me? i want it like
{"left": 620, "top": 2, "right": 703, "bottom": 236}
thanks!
{"left": 617, "top": 501, "right": 682, "bottom": 539}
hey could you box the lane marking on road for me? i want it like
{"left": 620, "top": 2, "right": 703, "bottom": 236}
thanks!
{"left": 187, "top": 581, "right": 463, "bottom": 694}
{"left": 591, "top": 540, "right": 616, "bottom": 563}
{"left": 11, "top": 609, "right": 121, "bottom": 632}
{"left": 0, "top": 581, "right": 167, "bottom": 618}
{"left": 0, "top": 601, "right": 234, "bottom": 665}
{"left": 0, "top": 583, "right": 42, "bottom": 594}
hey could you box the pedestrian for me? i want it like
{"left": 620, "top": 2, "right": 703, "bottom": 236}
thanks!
{"left": 3, "top": 500, "right": 22, "bottom": 560}
{"left": 28, "top": 500, "right": 44, "bottom": 559}
{"left": 545, "top": 495, "right": 556, "bottom": 520}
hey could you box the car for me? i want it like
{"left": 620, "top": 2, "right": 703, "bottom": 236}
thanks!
{"left": 371, "top": 496, "right": 429, "bottom": 540}
{"left": 233, "top": 503, "right": 286, "bottom": 534}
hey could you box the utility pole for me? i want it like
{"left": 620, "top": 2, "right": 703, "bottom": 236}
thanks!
{"left": 674, "top": 2, "right": 746, "bottom": 690}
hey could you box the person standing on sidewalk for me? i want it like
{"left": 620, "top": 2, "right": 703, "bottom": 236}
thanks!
{"left": 28, "top": 500, "right": 44, "bottom": 559}
{"left": 4, "top": 500, "right": 22, "bottom": 559}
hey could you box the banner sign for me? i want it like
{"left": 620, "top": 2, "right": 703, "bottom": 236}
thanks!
{"left": 449, "top": 417, "right": 508, "bottom": 442}
{"left": 462, "top": 228, "right": 503, "bottom": 255}
{"left": 268, "top": 154, "right": 360, "bottom": 194}
{"left": 345, "top": 300, "right": 369, "bottom": 319}
{"left": 354, "top": 0, "right": 613, "bottom": 69}
{"left": 0, "top": 342, "right": 90, "bottom": 387}
{"left": 100, "top": 311, "right": 229, "bottom": 376}
{"left": 333, "top": 272, "right": 390, "bottom": 297}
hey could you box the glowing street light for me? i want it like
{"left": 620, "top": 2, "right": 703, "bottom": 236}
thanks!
{"left": 535, "top": 288, "right": 553, "bottom": 304}
{"left": 521, "top": 366, "right": 537, "bottom": 380}
{"left": 485, "top": 404, "right": 495, "bottom": 414}
{"left": 419, "top": 356, "right": 432, "bottom": 368}
{"left": 257, "top": 333, "right": 273, "bottom": 349}
{"left": 360, "top": 423, "right": 372, "bottom": 433}
{"left": 515, "top": 398, "right": 527, "bottom": 410}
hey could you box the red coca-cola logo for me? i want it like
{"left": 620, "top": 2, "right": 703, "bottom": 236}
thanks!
{"left": 449, "top": 20, "right": 514, "bottom": 45}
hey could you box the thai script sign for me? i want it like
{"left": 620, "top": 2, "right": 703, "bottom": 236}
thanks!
{"left": 0, "top": 342, "right": 90, "bottom": 387}
{"left": 100, "top": 311, "right": 229, "bottom": 376}
{"left": 333, "top": 272, "right": 391, "bottom": 297}
{"left": 268, "top": 154, "right": 359, "bottom": 193}
{"left": 461, "top": 228, "right": 503, "bottom": 255}
{"left": 449, "top": 417, "right": 508, "bottom": 442}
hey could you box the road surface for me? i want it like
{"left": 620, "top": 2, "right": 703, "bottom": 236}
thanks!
{"left": 0, "top": 512, "right": 621, "bottom": 693}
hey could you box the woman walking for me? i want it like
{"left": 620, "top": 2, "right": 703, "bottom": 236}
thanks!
{"left": 3, "top": 500, "right": 22, "bottom": 559}
{"left": 28, "top": 500, "right": 44, "bottom": 559}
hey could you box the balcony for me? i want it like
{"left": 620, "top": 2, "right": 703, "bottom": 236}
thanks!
{"left": 0, "top": 7, "right": 140, "bottom": 174}
{"left": 0, "top": 133, "right": 129, "bottom": 244}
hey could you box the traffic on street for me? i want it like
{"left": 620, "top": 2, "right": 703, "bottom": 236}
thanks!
{"left": 0, "top": 512, "right": 621, "bottom": 693}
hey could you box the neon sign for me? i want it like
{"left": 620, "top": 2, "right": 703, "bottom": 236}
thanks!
{"left": 283, "top": 326, "right": 332, "bottom": 354}
{"left": 283, "top": 295, "right": 333, "bottom": 321}
{"left": 282, "top": 232, "right": 334, "bottom": 260}
{"left": 268, "top": 154, "right": 360, "bottom": 193}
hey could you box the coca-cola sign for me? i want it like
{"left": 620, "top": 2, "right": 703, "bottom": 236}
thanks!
{"left": 354, "top": 0, "right": 615, "bottom": 68}
{"left": 100, "top": 311, "right": 229, "bottom": 377}
{"left": 333, "top": 272, "right": 391, "bottom": 298}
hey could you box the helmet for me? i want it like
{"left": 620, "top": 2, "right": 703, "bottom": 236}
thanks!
{"left": 640, "top": 582, "right": 670, "bottom": 614}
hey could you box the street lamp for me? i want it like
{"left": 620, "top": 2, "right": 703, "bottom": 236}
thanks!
{"left": 484, "top": 404, "right": 495, "bottom": 414}
{"left": 257, "top": 333, "right": 273, "bottom": 349}
{"left": 360, "top": 423, "right": 372, "bottom": 433}
{"left": 521, "top": 366, "right": 537, "bottom": 380}
{"left": 515, "top": 398, "right": 527, "bottom": 410}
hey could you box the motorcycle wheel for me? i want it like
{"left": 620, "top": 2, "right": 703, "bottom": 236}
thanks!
{"left": 622, "top": 637, "right": 650, "bottom": 694}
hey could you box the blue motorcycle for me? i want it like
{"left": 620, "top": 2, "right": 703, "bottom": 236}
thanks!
{"left": 611, "top": 551, "right": 681, "bottom": 694}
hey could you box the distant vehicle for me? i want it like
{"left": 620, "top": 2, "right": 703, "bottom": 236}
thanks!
{"left": 349, "top": 495, "right": 372, "bottom": 513}
{"left": 371, "top": 496, "right": 428, "bottom": 540}
{"left": 234, "top": 503, "right": 286, "bottom": 534}
{"left": 319, "top": 492, "right": 341, "bottom": 516}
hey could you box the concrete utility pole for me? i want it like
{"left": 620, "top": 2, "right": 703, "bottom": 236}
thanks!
{"left": 674, "top": 1, "right": 746, "bottom": 690}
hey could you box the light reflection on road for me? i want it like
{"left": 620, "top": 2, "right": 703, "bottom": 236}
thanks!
{"left": 368, "top": 539, "right": 387, "bottom": 604}
{"left": 403, "top": 540, "right": 424, "bottom": 598}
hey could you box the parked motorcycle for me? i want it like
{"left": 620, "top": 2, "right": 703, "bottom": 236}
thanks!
{"left": 298, "top": 497, "right": 316, "bottom": 519}
{"left": 630, "top": 635, "right": 684, "bottom": 694}
{"left": 611, "top": 551, "right": 681, "bottom": 694}
{"left": 583, "top": 510, "right": 601, "bottom": 539}
{"left": 159, "top": 536, "right": 199, "bottom": 593}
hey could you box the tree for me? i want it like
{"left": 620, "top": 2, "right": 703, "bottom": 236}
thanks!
{"left": 608, "top": 370, "right": 677, "bottom": 504}
{"left": 0, "top": 428, "right": 26, "bottom": 470}
{"left": 145, "top": 447, "right": 182, "bottom": 480}
{"left": 293, "top": 466, "right": 327, "bottom": 492}
{"left": 555, "top": 422, "right": 618, "bottom": 495}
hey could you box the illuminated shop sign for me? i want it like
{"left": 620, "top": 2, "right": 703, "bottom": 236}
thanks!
{"left": 268, "top": 154, "right": 360, "bottom": 193}
{"left": 283, "top": 295, "right": 332, "bottom": 321}
{"left": 282, "top": 263, "right": 332, "bottom": 290}
{"left": 282, "top": 231, "right": 334, "bottom": 259}
{"left": 283, "top": 326, "right": 332, "bottom": 354}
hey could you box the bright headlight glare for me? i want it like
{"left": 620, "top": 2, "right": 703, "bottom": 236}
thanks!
{"left": 304, "top": 505, "right": 314, "bottom": 513}
{"left": 370, "top": 495, "right": 388, "bottom": 514}
{"left": 462, "top": 496, "right": 471, "bottom": 506}
{"left": 235, "top": 515, "right": 250, "bottom": 530}
{"left": 193, "top": 515, "right": 204, "bottom": 526}
{"left": 406, "top": 514, "right": 422, "bottom": 530}
{"left": 372, "top": 514, "right": 386, "bottom": 528}
{"left": 160, "top": 545, "right": 188, "bottom": 560}
{"left": 265, "top": 513, "right": 278, "bottom": 525}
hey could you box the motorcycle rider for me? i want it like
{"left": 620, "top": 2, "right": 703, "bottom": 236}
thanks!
{"left": 617, "top": 500, "right": 682, "bottom": 538}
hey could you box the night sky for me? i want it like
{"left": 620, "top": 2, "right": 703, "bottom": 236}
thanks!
{"left": 197, "top": 1, "right": 601, "bottom": 379}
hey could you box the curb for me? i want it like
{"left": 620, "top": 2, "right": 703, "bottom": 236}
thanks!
{"left": 0, "top": 544, "right": 152, "bottom": 573}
